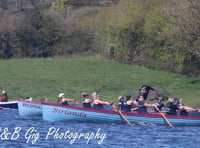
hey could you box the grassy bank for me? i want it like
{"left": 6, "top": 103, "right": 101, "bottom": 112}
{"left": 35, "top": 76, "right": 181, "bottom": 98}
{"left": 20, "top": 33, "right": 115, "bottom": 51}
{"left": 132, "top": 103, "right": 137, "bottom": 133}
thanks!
{"left": 0, "top": 57, "right": 200, "bottom": 107}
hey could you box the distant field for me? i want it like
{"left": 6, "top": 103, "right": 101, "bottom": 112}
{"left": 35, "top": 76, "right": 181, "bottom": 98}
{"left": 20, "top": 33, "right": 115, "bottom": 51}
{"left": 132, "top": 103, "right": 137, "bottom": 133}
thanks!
{"left": 0, "top": 57, "right": 200, "bottom": 107}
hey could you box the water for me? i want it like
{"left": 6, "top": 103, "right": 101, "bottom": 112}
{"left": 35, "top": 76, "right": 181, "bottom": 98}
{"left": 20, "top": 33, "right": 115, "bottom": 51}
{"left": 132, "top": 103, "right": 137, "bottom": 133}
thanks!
{"left": 1, "top": 109, "right": 200, "bottom": 148}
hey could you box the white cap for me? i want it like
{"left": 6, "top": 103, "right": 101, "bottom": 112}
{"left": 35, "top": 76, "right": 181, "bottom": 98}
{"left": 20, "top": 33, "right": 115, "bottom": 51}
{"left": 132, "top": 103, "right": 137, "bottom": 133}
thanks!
{"left": 2, "top": 90, "right": 6, "bottom": 94}
{"left": 25, "top": 97, "right": 32, "bottom": 101}
{"left": 58, "top": 93, "right": 64, "bottom": 98}
{"left": 118, "top": 96, "right": 123, "bottom": 100}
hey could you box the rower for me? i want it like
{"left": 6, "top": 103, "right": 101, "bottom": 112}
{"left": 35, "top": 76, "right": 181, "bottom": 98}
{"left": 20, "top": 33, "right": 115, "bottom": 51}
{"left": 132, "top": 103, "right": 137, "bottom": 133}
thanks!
{"left": 92, "top": 92, "right": 112, "bottom": 110}
{"left": 118, "top": 96, "right": 125, "bottom": 111}
{"left": 57, "top": 93, "right": 77, "bottom": 106}
{"left": 165, "top": 97, "right": 179, "bottom": 115}
{"left": 154, "top": 97, "right": 165, "bottom": 112}
{"left": 135, "top": 95, "right": 156, "bottom": 114}
{"left": 123, "top": 94, "right": 133, "bottom": 112}
{"left": 178, "top": 98, "right": 199, "bottom": 116}
{"left": 82, "top": 92, "right": 92, "bottom": 108}
{"left": 1, "top": 90, "right": 8, "bottom": 102}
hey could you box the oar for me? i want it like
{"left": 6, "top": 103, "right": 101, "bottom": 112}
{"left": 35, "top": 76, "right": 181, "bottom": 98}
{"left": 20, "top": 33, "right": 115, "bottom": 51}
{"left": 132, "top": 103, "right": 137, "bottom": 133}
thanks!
{"left": 111, "top": 104, "right": 133, "bottom": 125}
{"left": 155, "top": 106, "right": 173, "bottom": 127}
{"left": 118, "top": 110, "right": 133, "bottom": 125}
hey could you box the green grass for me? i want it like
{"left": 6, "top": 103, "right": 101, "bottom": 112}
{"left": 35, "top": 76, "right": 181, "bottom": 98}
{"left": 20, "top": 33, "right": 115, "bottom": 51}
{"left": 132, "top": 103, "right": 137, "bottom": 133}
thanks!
{"left": 0, "top": 56, "right": 200, "bottom": 107}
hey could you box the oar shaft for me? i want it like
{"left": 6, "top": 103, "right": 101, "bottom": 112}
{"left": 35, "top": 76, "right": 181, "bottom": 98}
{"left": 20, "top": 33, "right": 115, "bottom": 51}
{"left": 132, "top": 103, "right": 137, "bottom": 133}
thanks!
{"left": 118, "top": 110, "right": 132, "bottom": 125}
{"left": 155, "top": 106, "right": 172, "bottom": 127}
{"left": 112, "top": 104, "right": 133, "bottom": 125}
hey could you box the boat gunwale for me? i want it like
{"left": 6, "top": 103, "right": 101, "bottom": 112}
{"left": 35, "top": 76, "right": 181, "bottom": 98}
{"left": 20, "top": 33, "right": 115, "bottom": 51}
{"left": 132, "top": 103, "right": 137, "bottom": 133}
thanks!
{"left": 0, "top": 100, "right": 18, "bottom": 104}
{"left": 17, "top": 99, "right": 43, "bottom": 105}
{"left": 42, "top": 102, "right": 200, "bottom": 120}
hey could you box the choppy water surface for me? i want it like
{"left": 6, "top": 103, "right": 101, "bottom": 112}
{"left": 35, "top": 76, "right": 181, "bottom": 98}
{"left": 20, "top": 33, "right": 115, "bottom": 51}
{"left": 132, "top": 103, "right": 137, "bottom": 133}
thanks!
{"left": 0, "top": 109, "right": 200, "bottom": 148}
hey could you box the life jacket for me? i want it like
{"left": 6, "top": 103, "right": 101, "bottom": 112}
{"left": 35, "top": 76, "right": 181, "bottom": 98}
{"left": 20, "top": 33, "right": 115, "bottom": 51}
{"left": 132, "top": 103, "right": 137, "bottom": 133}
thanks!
{"left": 1, "top": 95, "right": 8, "bottom": 102}
{"left": 165, "top": 102, "right": 178, "bottom": 115}
{"left": 180, "top": 109, "right": 188, "bottom": 116}
{"left": 93, "top": 103, "right": 103, "bottom": 110}
{"left": 82, "top": 102, "right": 91, "bottom": 108}
{"left": 61, "top": 101, "right": 69, "bottom": 106}
{"left": 155, "top": 102, "right": 165, "bottom": 111}
{"left": 136, "top": 101, "right": 147, "bottom": 114}
{"left": 118, "top": 100, "right": 125, "bottom": 110}
{"left": 122, "top": 101, "right": 132, "bottom": 112}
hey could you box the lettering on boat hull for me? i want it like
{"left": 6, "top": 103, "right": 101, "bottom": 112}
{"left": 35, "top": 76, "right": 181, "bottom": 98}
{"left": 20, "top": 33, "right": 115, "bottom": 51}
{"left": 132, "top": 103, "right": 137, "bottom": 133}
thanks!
{"left": 52, "top": 108, "right": 87, "bottom": 118}
{"left": 22, "top": 103, "right": 42, "bottom": 110}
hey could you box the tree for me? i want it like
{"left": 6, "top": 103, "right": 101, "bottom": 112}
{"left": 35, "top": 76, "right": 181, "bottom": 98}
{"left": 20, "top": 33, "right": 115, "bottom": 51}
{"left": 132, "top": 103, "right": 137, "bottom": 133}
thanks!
{"left": 0, "top": 0, "right": 7, "bottom": 9}
{"left": 29, "top": 0, "right": 41, "bottom": 7}
{"left": 16, "top": 0, "right": 24, "bottom": 11}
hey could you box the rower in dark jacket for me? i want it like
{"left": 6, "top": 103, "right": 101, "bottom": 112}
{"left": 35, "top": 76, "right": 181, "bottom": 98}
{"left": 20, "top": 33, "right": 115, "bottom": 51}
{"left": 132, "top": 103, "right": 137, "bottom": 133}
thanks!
{"left": 92, "top": 92, "right": 112, "bottom": 110}
{"left": 82, "top": 92, "right": 92, "bottom": 108}
{"left": 118, "top": 96, "right": 125, "bottom": 111}
{"left": 155, "top": 97, "right": 165, "bottom": 112}
{"left": 135, "top": 95, "right": 156, "bottom": 114}
{"left": 165, "top": 98, "right": 179, "bottom": 115}
{"left": 122, "top": 94, "right": 133, "bottom": 112}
